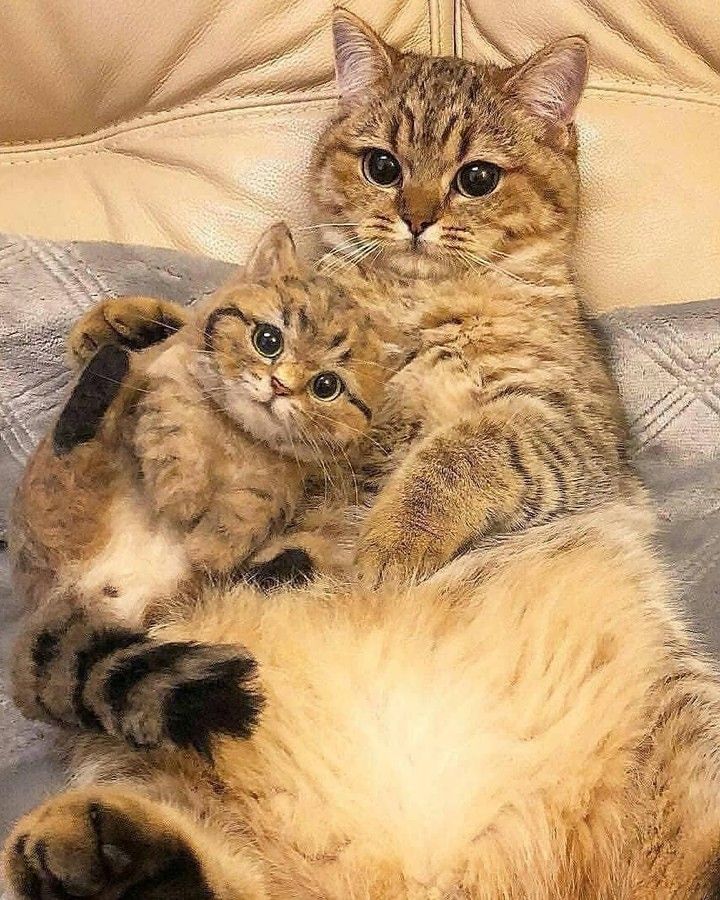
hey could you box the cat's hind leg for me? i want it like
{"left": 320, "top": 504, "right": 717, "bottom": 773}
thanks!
{"left": 3, "top": 787, "right": 265, "bottom": 899}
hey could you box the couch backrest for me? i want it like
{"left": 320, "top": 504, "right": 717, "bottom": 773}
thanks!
{"left": 0, "top": 0, "right": 717, "bottom": 311}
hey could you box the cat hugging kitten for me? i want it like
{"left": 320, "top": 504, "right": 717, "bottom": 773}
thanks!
{"left": 6, "top": 9, "right": 720, "bottom": 900}
{"left": 11, "top": 221, "right": 399, "bottom": 624}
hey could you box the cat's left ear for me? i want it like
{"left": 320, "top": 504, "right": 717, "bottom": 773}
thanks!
{"left": 332, "top": 8, "right": 397, "bottom": 105}
{"left": 245, "top": 222, "right": 300, "bottom": 281}
{"left": 504, "top": 36, "right": 589, "bottom": 127}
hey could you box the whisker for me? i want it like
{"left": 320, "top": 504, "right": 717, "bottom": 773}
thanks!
{"left": 295, "top": 222, "right": 361, "bottom": 231}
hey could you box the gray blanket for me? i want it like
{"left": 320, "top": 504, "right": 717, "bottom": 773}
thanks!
{"left": 0, "top": 234, "right": 718, "bottom": 844}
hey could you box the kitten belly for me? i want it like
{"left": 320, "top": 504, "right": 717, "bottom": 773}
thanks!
{"left": 75, "top": 490, "right": 189, "bottom": 623}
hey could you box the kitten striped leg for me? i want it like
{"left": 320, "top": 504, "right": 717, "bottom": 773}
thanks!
{"left": 13, "top": 599, "right": 262, "bottom": 756}
{"left": 3, "top": 787, "right": 264, "bottom": 899}
{"left": 356, "top": 390, "right": 627, "bottom": 583}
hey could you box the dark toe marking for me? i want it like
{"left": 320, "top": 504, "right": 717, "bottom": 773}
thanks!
{"left": 118, "top": 849, "right": 215, "bottom": 900}
{"left": 53, "top": 345, "right": 130, "bottom": 455}
{"left": 165, "top": 655, "right": 263, "bottom": 758}
{"left": 241, "top": 548, "right": 315, "bottom": 591}
{"left": 34, "top": 840, "right": 74, "bottom": 900}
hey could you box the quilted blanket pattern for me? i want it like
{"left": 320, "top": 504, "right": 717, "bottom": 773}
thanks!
{"left": 0, "top": 234, "right": 717, "bottom": 850}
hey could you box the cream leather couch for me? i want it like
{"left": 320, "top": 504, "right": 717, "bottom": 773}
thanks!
{"left": 0, "top": 0, "right": 718, "bottom": 312}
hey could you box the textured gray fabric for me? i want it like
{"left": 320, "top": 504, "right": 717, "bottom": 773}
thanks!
{"left": 0, "top": 234, "right": 717, "bottom": 849}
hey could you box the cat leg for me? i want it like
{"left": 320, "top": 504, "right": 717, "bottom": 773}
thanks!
{"left": 3, "top": 787, "right": 265, "bottom": 900}
{"left": 185, "top": 471, "right": 304, "bottom": 575}
{"left": 356, "top": 398, "right": 621, "bottom": 583}
{"left": 67, "top": 295, "right": 190, "bottom": 368}
{"left": 12, "top": 599, "right": 261, "bottom": 756}
{"left": 131, "top": 365, "right": 215, "bottom": 528}
{"left": 243, "top": 504, "right": 357, "bottom": 587}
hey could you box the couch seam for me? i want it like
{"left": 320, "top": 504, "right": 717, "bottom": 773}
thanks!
{"left": 0, "top": 89, "right": 339, "bottom": 151}
{"left": 585, "top": 84, "right": 720, "bottom": 111}
{"left": 0, "top": 100, "right": 339, "bottom": 167}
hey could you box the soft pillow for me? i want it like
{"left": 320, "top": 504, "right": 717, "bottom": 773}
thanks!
{"left": 0, "top": 234, "right": 718, "bottom": 847}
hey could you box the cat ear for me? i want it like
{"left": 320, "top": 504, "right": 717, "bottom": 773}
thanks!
{"left": 245, "top": 223, "right": 300, "bottom": 281}
{"left": 504, "top": 36, "right": 589, "bottom": 125}
{"left": 332, "top": 8, "right": 396, "bottom": 104}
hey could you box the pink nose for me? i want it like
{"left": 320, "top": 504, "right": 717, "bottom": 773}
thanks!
{"left": 271, "top": 376, "right": 291, "bottom": 396}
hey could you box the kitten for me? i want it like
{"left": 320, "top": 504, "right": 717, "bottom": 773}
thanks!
{"left": 6, "top": 12, "right": 720, "bottom": 900}
{"left": 10, "top": 223, "right": 397, "bottom": 623}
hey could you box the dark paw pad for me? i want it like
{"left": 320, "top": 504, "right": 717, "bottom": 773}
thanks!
{"left": 242, "top": 548, "right": 315, "bottom": 591}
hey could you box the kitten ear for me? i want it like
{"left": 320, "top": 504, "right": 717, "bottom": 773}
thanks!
{"left": 504, "top": 36, "right": 589, "bottom": 125}
{"left": 332, "top": 8, "right": 396, "bottom": 104}
{"left": 245, "top": 223, "right": 300, "bottom": 281}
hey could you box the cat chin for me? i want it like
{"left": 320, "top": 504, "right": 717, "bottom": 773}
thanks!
{"left": 223, "top": 393, "right": 318, "bottom": 462}
{"left": 379, "top": 248, "right": 456, "bottom": 280}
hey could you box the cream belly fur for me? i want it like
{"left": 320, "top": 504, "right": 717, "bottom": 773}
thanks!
{"left": 73, "top": 492, "right": 189, "bottom": 623}
{"left": 122, "top": 499, "right": 702, "bottom": 899}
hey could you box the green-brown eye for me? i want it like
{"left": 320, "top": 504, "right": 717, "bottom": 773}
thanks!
{"left": 311, "top": 371, "right": 344, "bottom": 401}
{"left": 253, "top": 323, "right": 283, "bottom": 358}
{"left": 362, "top": 149, "right": 401, "bottom": 188}
{"left": 455, "top": 161, "right": 502, "bottom": 198}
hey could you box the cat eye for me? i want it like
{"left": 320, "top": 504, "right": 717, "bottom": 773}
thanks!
{"left": 455, "top": 161, "right": 502, "bottom": 198}
{"left": 252, "top": 323, "right": 283, "bottom": 359}
{"left": 311, "top": 371, "right": 344, "bottom": 402}
{"left": 362, "top": 149, "right": 401, "bottom": 188}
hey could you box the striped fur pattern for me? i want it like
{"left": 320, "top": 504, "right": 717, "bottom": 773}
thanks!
{"left": 6, "top": 12, "right": 720, "bottom": 900}
{"left": 13, "top": 595, "right": 261, "bottom": 757}
{"left": 11, "top": 225, "right": 400, "bottom": 623}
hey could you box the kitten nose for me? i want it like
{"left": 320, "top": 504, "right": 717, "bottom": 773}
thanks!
{"left": 271, "top": 376, "right": 291, "bottom": 396}
{"left": 401, "top": 216, "right": 433, "bottom": 237}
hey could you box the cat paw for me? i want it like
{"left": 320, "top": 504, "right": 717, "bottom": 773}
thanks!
{"left": 3, "top": 790, "right": 213, "bottom": 900}
{"left": 67, "top": 296, "right": 190, "bottom": 368}
{"left": 355, "top": 523, "right": 445, "bottom": 587}
{"left": 241, "top": 548, "right": 316, "bottom": 591}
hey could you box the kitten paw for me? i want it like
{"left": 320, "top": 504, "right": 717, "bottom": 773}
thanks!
{"left": 67, "top": 296, "right": 190, "bottom": 368}
{"left": 4, "top": 790, "right": 213, "bottom": 899}
{"left": 241, "top": 548, "right": 315, "bottom": 591}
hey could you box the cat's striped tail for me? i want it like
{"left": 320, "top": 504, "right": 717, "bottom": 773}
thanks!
{"left": 13, "top": 597, "right": 262, "bottom": 757}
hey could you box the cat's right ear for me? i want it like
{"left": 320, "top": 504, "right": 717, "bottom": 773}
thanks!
{"left": 332, "top": 8, "right": 397, "bottom": 104}
{"left": 245, "top": 222, "right": 300, "bottom": 281}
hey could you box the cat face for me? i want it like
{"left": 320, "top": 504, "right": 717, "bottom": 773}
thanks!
{"left": 312, "top": 12, "right": 588, "bottom": 281}
{"left": 192, "top": 226, "right": 393, "bottom": 461}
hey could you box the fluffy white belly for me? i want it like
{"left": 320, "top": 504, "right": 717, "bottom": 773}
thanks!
{"left": 76, "top": 491, "right": 189, "bottom": 623}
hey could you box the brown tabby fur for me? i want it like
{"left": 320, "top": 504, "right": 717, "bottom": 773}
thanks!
{"left": 11, "top": 225, "right": 397, "bottom": 624}
{"left": 5, "top": 11, "right": 720, "bottom": 900}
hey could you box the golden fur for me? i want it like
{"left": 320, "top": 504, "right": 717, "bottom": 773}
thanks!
{"left": 5, "top": 12, "right": 720, "bottom": 900}
{"left": 11, "top": 224, "right": 397, "bottom": 623}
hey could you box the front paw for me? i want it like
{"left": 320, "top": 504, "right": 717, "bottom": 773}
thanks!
{"left": 185, "top": 512, "right": 253, "bottom": 574}
{"left": 67, "top": 296, "right": 189, "bottom": 368}
{"left": 3, "top": 791, "right": 211, "bottom": 900}
{"left": 355, "top": 524, "right": 444, "bottom": 587}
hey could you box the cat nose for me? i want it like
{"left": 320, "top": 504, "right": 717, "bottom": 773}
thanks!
{"left": 271, "top": 376, "right": 291, "bottom": 396}
{"left": 401, "top": 216, "right": 433, "bottom": 237}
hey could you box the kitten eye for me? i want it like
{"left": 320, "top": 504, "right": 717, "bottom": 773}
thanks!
{"left": 455, "top": 161, "right": 502, "bottom": 198}
{"left": 311, "top": 371, "right": 344, "bottom": 402}
{"left": 252, "top": 323, "right": 283, "bottom": 359}
{"left": 362, "top": 149, "right": 401, "bottom": 188}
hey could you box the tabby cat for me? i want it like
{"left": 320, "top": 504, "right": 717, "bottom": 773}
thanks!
{"left": 10, "top": 223, "right": 398, "bottom": 624}
{"left": 5, "top": 11, "right": 720, "bottom": 900}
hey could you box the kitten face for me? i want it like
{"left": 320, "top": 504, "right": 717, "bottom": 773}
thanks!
{"left": 312, "top": 15, "right": 588, "bottom": 281}
{"left": 193, "top": 274, "right": 390, "bottom": 461}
